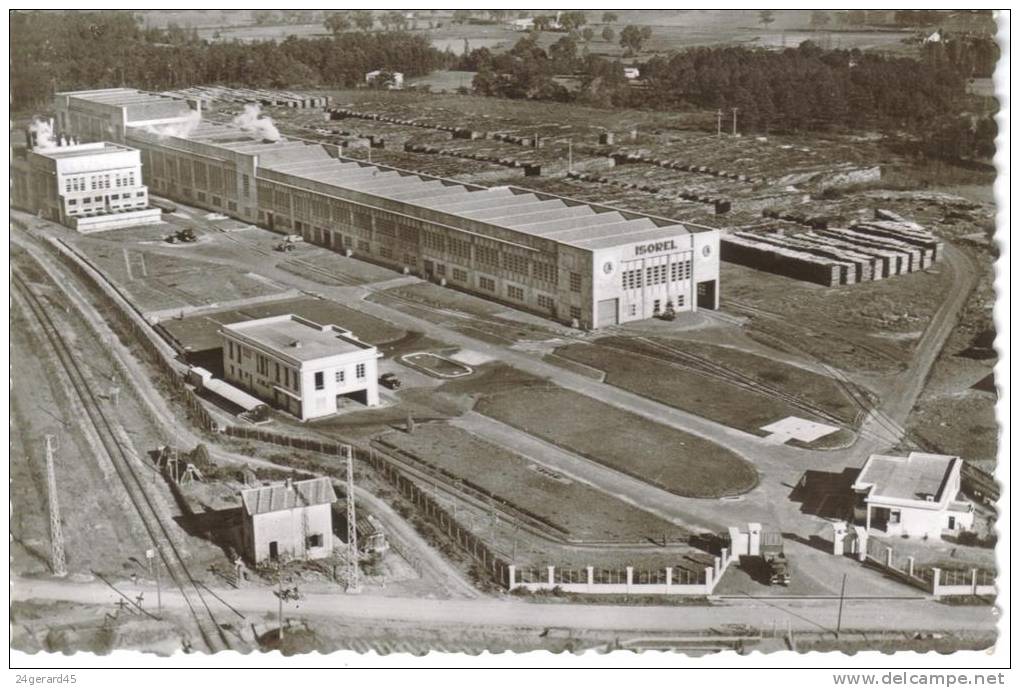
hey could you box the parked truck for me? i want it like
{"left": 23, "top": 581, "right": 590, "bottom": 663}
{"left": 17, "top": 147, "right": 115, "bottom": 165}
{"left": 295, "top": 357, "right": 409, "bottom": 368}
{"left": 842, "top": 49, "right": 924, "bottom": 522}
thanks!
{"left": 761, "top": 530, "right": 790, "bottom": 586}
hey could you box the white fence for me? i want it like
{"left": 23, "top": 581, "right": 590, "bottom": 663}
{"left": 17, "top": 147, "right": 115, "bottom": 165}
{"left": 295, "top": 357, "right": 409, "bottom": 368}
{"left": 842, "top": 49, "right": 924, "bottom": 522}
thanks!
{"left": 507, "top": 547, "right": 735, "bottom": 596}
{"left": 931, "top": 567, "right": 997, "bottom": 599}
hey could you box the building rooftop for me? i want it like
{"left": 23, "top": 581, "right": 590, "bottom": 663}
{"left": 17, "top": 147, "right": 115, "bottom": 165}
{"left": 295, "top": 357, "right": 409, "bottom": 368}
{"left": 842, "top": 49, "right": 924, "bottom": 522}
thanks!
{"left": 60, "top": 88, "right": 195, "bottom": 123}
{"left": 854, "top": 452, "right": 960, "bottom": 505}
{"left": 69, "top": 88, "right": 714, "bottom": 251}
{"left": 33, "top": 141, "right": 133, "bottom": 161}
{"left": 221, "top": 314, "right": 373, "bottom": 362}
{"left": 241, "top": 476, "right": 337, "bottom": 516}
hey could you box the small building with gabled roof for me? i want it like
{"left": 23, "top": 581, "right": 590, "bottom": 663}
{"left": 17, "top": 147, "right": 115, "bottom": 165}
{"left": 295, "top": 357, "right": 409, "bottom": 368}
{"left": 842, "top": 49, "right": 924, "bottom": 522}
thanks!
{"left": 239, "top": 476, "right": 337, "bottom": 565}
{"left": 852, "top": 452, "right": 974, "bottom": 539}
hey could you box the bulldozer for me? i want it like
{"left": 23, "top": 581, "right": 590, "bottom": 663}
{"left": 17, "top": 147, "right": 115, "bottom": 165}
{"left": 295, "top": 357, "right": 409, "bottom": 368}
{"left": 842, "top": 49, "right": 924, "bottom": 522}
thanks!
{"left": 165, "top": 227, "right": 197, "bottom": 244}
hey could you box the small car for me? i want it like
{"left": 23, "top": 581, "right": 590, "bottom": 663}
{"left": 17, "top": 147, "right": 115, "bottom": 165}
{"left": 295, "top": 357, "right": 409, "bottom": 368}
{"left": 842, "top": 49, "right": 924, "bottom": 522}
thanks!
{"left": 379, "top": 373, "right": 401, "bottom": 390}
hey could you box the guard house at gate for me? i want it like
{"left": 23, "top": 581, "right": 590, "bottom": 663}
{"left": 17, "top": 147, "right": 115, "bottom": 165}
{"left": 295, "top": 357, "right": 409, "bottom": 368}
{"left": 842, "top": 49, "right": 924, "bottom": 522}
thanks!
{"left": 220, "top": 314, "right": 380, "bottom": 421}
{"left": 852, "top": 452, "right": 974, "bottom": 539}
{"left": 239, "top": 476, "right": 337, "bottom": 565}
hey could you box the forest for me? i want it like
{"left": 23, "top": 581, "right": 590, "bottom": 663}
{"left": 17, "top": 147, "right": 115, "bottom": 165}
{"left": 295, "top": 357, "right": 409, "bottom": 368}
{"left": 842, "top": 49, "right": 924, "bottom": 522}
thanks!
{"left": 463, "top": 36, "right": 997, "bottom": 159}
{"left": 10, "top": 11, "right": 448, "bottom": 111}
{"left": 11, "top": 11, "right": 996, "bottom": 161}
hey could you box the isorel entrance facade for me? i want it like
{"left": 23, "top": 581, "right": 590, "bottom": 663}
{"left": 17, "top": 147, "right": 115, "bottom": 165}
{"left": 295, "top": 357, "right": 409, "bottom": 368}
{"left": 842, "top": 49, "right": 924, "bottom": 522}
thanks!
{"left": 589, "top": 231, "right": 720, "bottom": 327}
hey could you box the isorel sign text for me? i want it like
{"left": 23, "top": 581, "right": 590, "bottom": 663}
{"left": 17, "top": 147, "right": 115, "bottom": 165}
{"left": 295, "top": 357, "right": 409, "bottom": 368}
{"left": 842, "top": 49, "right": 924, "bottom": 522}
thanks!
{"left": 634, "top": 240, "right": 677, "bottom": 256}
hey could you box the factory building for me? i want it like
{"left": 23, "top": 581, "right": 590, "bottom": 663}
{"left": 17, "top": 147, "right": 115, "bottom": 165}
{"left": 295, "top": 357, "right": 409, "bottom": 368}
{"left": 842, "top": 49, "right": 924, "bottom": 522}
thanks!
{"left": 11, "top": 137, "right": 161, "bottom": 232}
{"left": 55, "top": 88, "right": 721, "bottom": 328}
{"left": 239, "top": 476, "right": 337, "bottom": 565}
{"left": 220, "top": 314, "right": 380, "bottom": 421}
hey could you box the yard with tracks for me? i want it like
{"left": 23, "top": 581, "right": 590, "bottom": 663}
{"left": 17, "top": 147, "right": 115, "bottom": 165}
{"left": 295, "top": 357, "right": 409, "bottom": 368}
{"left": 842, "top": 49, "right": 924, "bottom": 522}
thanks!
{"left": 556, "top": 336, "right": 861, "bottom": 437}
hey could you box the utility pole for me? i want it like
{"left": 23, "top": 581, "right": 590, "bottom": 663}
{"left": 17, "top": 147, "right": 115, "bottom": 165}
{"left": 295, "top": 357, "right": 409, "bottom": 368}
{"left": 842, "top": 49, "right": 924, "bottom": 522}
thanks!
{"left": 44, "top": 435, "right": 67, "bottom": 577}
{"left": 731, "top": 108, "right": 739, "bottom": 136}
{"left": 568, "top": 139, "right": 573, "bottom": 173}
{"left": 344, "top": 445, "right": 361, "bottom": 593}
{"left": 147, "top": 548, "right": 162, "bottom": 615}
{"left": 716, "top": 109, "right": 723, "bottom": 137}
{"left": 836, "top": 573, "right": 847, "bottom": 638}
{"left": 277, "top": 565, "right": 284, "bottom": 642}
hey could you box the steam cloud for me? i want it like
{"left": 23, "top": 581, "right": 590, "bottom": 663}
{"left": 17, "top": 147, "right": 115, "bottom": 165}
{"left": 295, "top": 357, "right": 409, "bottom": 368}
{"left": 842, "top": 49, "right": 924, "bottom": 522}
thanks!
{"left": 29, "top": 118, "right": 57, "bottom": 149}
{"left": 146, "top": 109, "right": 202, "bottom": 139}
{"left": 232, "top": 103, "right": 281, "bottom": 142}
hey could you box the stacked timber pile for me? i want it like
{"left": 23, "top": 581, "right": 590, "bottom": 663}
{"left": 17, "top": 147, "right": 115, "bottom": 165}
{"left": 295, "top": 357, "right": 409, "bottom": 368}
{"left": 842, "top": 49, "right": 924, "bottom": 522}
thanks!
{"left": 567, "top": 170, "right": 731, "bottom": 214}
{"left": 612, "top": 151, "right": 765, "bottom": 185}
{"left": 166, "top": 86, "right": 330, "bottom": 108}
{"left": 404, "top": 141, "right": 542, "bottom": 176}
{"left": 329, "top": 107, "right": 461, "bottom": 135}
{"left": 721, "top": 209, "right": 942, "bottom": 287}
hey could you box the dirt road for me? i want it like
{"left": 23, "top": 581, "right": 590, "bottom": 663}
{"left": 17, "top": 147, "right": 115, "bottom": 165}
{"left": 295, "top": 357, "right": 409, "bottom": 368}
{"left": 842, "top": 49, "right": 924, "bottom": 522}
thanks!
{"left": 12, "top": 576, "right": 998, "bottom": 637}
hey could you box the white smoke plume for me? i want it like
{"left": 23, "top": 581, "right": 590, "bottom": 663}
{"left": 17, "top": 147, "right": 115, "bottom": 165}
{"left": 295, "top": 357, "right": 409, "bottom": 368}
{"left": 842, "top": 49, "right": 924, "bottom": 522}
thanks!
{"left": 29, "top": 118, "right": 57, "bottom": 149}
{"left": 231, "top": 103, "right": 281, "bottom": 142}
{"left": 146, "top": 109, "right": 202, "bottom": 139}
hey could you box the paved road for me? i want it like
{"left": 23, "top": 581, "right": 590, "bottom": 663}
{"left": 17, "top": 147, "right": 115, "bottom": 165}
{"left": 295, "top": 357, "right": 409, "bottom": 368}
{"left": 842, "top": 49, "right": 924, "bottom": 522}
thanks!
{"left": 12, "top": 576, "right": 997, "bottom": 636}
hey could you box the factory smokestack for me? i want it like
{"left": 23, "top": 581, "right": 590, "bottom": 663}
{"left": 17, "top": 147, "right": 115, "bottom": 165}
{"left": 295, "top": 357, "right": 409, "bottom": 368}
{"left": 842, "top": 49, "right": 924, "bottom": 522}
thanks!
{"left": 232, "top": 103, "right": 281, "bottom": 143}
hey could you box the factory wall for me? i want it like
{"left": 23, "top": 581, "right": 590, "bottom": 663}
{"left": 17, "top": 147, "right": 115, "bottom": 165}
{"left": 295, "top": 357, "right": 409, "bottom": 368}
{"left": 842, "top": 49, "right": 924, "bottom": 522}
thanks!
{"left": 127, "top": 132, "right": 260, "bottom": 223}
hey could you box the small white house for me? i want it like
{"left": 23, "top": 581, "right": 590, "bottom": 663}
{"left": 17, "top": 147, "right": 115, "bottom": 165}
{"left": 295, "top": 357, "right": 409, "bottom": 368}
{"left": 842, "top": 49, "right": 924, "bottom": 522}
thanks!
{"left": 239, "top": 476, "right": 337, "bottom": 565}
{"left": 221, "top": 314, "right": 380, "bottom": 421}
{"left": 509, "top": 17, "right": 534, "bottom": 31}
{"left": 852, "top": 452, "right": 974, "bottom": 539}
{"left": 365, "top": 70, "right": 404, "bottom": 90}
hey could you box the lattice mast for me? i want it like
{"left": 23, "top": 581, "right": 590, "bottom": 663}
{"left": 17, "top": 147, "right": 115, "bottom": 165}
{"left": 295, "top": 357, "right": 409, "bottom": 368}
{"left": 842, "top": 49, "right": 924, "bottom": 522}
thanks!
{"left": 45, "top": 435, "right": 67, "bottom": 577}
{"left": 344, "top": 445, "right": 361, "bottom": 593}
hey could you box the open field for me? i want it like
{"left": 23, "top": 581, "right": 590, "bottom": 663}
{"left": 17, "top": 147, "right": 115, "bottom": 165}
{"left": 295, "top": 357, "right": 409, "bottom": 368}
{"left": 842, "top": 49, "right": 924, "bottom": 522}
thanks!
{"left": 441, "top": 365, "right": 758, "bottom": 499}
{"left": 378, "top": 423, "right": 679, "bottom": 542}
{"left": 722, "top": 258, "right": 952, "bottom": 374}
{"left": 556, "top": 337, "right": 859, "bottom": 435}
{"left": 65, "top": 226, "right": 287, "bottom": 314}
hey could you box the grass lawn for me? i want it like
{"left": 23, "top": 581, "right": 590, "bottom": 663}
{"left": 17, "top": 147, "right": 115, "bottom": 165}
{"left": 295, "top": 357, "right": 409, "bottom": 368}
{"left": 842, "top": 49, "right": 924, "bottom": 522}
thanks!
{"left": 556, "top": 337, "right": 861, "bottom": 434}
{"left": 378, "top": 423, "right": 680, "bottom": 542}
{"left": 445, "top": 366, "right": 758, "bottom": 498}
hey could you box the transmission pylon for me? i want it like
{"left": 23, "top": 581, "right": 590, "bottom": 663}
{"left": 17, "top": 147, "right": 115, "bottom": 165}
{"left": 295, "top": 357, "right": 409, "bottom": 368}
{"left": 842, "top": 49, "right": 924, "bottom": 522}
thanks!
{"left": 45, "top": 435, "right": 67, "bottom": 577}
{"left": 343, "top": 445, "right": 361, "bottom": 593}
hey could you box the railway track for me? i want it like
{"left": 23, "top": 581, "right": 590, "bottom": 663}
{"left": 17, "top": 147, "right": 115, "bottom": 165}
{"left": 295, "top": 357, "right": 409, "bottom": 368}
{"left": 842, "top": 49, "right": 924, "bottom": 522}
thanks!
{"left": 12, "top": 270, "right": 233, "bottom": 654}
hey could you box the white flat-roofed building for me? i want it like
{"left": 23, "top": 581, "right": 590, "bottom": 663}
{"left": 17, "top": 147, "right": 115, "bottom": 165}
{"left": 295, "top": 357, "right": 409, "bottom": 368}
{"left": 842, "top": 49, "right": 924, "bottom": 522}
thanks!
{"left": 220, "top": 314, "right": 380, "bottom": 421}
{"left": 12, "top": 139, "right": 160, "bottom": 232}
{"left": 852, "top": 452, "right": 974, "bottom": 539}
{"left": 239, "top": 476, "right": 337, "bottom": 565}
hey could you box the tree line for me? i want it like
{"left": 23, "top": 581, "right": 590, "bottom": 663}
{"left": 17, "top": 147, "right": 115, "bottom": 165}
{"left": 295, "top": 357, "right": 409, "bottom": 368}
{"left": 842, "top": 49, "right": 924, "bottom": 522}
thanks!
{"left": 11, "top": 10, "right": 449, "bottom": 111}
{"left": 460, "top": 37, "right": 992, "bottom": 153}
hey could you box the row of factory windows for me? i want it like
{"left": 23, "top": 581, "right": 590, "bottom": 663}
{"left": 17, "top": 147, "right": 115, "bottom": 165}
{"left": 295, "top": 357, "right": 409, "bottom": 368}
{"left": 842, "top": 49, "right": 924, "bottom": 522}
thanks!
{"left": 65, "top": 192, "right": 147, "bottom": 215}
{"left": 288, "top": 212, "right": 583, "bottom": 293}
{"left": 145, "top": 150, "right": 242, "bottom": 199}
{"left": 227, "top": 340, "right": 300, "bottom": 393}
{"left": 228, "top": 340, "right": 368, "bottom": 393}
{"left": 64, "top": 171, "right": 136, "bottom": 194}
{"left": 620, "top": 260, "right": 692, "bottom": 291}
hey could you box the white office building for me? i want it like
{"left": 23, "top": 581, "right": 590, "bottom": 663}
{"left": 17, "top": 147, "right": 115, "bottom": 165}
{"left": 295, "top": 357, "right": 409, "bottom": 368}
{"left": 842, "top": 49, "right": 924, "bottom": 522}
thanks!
{"left": 12, "top": 138, "right": 160, "bottom": 232}
{"left": 220, "top": 314, "right": 380, "bottom": 421}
